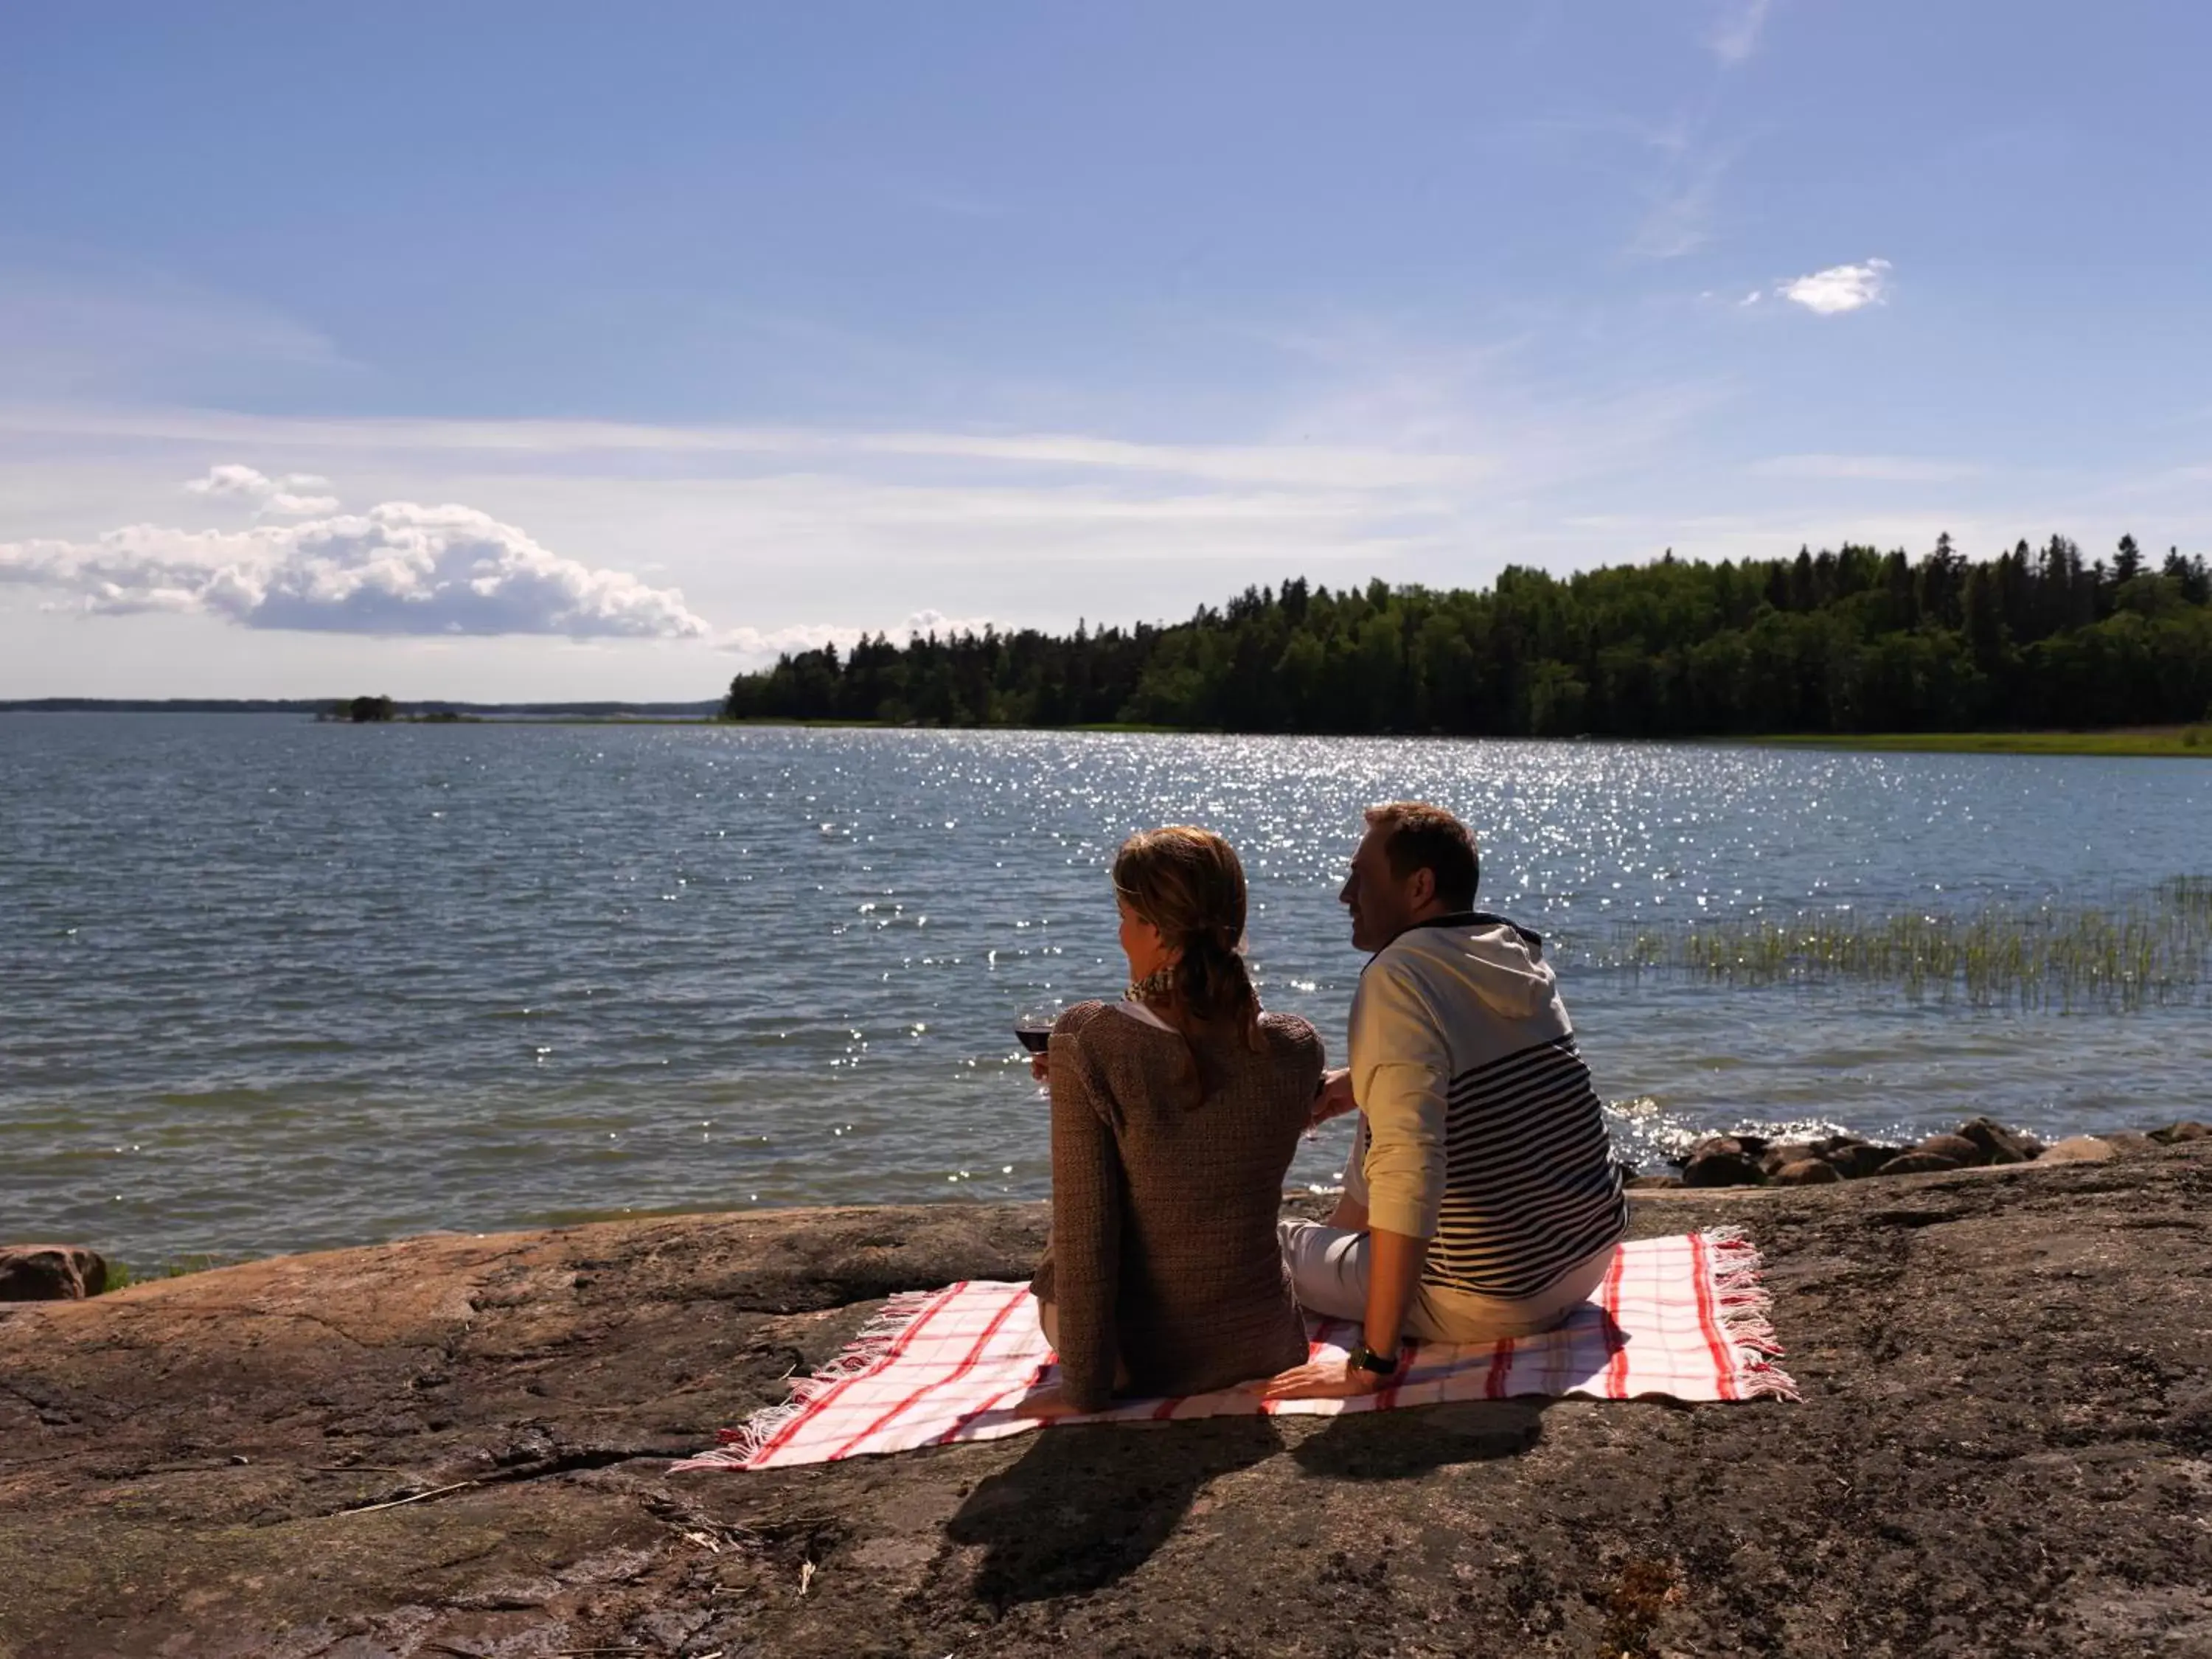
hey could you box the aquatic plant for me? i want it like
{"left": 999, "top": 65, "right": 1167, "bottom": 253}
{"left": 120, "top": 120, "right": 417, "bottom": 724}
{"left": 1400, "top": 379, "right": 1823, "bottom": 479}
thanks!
{"left": 1583, "top": 875, "right": 2212, "bottom": 1010}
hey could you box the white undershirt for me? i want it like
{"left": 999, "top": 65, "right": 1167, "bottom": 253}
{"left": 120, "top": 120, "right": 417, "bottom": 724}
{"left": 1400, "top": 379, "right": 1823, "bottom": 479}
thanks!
{"left": 1110, "top": 998, "right": 1174, "bottom": 1032}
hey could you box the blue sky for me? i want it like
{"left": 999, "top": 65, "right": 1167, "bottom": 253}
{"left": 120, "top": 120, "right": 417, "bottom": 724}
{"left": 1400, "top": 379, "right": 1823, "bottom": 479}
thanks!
{"left": 3, "top": 1, "right": 2208, "bottom": 698}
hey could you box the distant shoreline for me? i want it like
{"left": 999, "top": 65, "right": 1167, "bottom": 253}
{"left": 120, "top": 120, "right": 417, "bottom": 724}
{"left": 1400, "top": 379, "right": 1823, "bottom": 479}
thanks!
{"left": 6, "top": 703, "right": 2206, "bottom": 754}
{"left": 0, "top": 698, "right": 720, "bottom": 718}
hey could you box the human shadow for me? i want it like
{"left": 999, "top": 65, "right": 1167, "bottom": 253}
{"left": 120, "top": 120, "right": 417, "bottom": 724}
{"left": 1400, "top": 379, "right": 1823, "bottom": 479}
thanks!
{"left": 943, "top": 1415, "right": 1283, "bottom": 1607}
{"left": 1290, "top": 1396, "right": 1554, "bottom": 1481}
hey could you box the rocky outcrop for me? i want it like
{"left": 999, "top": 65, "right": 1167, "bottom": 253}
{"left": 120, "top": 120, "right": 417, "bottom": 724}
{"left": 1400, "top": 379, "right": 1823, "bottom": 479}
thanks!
{"left": 1659, "top": 1116, "right": 2176, "bottom": 1190}
{"left": 1, "top": 1142, "right": 2208, "bottom": 1658}
{"left": 0, "top": 1245, "right": 108, "bottom": 1301}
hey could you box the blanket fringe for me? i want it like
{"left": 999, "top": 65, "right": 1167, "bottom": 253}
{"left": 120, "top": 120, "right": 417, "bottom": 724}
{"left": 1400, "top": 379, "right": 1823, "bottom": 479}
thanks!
{"left": 1699, "top": 1227, "right": 1802, "bottom": 1402}
{"left": 669, "top": 1287, "right": 948, "bottom": 1472}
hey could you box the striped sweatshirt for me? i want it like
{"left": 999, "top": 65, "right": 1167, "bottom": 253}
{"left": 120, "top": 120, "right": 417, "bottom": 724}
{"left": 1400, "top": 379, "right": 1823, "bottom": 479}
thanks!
{"left": 1349, "top": 913, "right": 1627, "bottom": 1301}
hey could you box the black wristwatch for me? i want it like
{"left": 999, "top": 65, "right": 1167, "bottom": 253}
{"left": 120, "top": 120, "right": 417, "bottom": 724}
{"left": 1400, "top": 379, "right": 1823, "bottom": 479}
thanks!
{"left": 1346, "top": 1342, "right": 1399, "bottom": 1378}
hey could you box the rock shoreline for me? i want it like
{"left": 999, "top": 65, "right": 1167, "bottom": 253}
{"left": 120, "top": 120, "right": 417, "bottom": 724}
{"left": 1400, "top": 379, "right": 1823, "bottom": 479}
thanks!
{"left": 3, "top": 1137, "right": 2209, "bottom": 1657}
{"left": 1641, "top": 1116, "right": 2210, "bottom": 1192}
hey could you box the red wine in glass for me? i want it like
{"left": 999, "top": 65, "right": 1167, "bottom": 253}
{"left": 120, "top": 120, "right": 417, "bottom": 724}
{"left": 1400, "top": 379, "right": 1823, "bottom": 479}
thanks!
{"left": 1014, "top": 1010, "right": 1055, "bottom": 1054}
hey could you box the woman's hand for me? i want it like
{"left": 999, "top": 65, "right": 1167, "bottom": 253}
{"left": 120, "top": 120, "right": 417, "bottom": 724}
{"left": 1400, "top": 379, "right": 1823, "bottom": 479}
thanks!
{"left": 1307, "top": 1067, "right": 1356, "bottom": 1131}
{"left": 1253, "top": 1354, "right": 1392, "bottom": 1402}
{"left": 1030, "top": 1052, "right": 1051, "bottom": 1085}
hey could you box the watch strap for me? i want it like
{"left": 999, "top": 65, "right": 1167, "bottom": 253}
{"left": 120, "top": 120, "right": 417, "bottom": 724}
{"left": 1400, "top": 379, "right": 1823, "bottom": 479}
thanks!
{"left": 1347, "top": 1343, "right": 1399, "bottom": 1377}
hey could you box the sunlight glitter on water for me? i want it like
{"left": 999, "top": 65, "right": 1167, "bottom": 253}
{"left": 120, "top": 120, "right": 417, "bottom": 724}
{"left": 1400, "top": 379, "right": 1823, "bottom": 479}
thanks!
{"left": 1, "top": 715, "right": 2207, "bottom": 1266}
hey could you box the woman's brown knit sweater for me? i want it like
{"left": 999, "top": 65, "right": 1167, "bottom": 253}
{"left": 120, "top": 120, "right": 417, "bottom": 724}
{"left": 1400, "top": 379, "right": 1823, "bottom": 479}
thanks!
{"left": 1029, "top": 999, "right": 1324, "bottom": 1411}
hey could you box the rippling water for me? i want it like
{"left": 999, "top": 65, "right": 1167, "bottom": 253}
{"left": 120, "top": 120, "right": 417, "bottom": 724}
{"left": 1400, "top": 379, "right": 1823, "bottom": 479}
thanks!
{"left": 3, "top": 714, "right": 2207, "bottom": 1267}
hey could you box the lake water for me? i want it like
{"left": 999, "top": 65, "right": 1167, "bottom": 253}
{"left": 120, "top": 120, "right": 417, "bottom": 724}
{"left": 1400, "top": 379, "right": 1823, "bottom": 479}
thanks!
{"left": 3, "top": 715, "right": 2207, "bottom": 1268}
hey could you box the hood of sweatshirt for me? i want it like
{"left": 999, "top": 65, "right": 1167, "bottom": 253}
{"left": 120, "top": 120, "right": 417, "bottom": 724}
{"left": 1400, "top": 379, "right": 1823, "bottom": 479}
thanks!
{"left": 1389, "top": 914, "right": 1557, "bottom": 1020}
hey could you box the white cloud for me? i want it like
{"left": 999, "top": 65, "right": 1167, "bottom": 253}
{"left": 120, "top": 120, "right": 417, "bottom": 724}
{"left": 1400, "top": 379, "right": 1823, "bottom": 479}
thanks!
{"left": 718, "top": 608, "right": 997, "bottom": 662}
{"left": 1, "top": 501, "right": 709, "bottom": 639}
{"left": 1709, "top": 0, "right": 1774, "bottom": 66}
{"left": 1777, "top": 258, "right": 1892, "bottom": 316}
{"left": 182, "top": 462, "right": 341, "bottom": 516}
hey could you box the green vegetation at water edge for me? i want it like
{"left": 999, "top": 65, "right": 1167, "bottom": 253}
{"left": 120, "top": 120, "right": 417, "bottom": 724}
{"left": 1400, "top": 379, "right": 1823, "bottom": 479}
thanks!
{"left": 723, "top": 535, "right": 2212, "bottom": 737}
{"left": 1753, "top": 728, "right": 2211, "bottom": 757}
{"left": 1580, "top": 876, "right": 2212, "bottom": 1011}
{"left": 100, "top": 1254, "right": 225, "bottom": 1293}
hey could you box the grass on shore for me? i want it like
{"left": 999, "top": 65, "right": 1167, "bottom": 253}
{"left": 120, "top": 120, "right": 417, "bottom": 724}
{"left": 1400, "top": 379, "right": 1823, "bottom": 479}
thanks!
{"left": 100, "top": 1254, "right": 224, "bottom": 1293}
{"left": 1591, "top": 875, "right": 2212, "bottom": 1010}
{"left": 1752, "top": 726, "right": 2211, "bottom": 757}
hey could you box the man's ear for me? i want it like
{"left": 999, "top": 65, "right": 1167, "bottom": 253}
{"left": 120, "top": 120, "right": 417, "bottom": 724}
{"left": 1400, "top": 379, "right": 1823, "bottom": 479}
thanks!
{"left": 1406, "top": 866, "right": 1436, "bottom": 911}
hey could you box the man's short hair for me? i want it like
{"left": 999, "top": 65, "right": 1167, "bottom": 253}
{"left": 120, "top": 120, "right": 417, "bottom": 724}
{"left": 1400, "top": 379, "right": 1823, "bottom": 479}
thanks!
{"left": 1363, "top": 801, "right": 1479, "bottom": 911}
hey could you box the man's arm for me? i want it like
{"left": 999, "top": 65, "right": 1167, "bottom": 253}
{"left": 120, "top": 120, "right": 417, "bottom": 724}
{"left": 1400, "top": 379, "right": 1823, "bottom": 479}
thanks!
{"left": 1361, "top": 1224, "right": 1426, "bottom": 1358}
{"left": 1346, "top": 961, "right": 1452, "bottom": 1360}
{"left": 1261, "top": 964, "right": 1449, "bottom": 1400}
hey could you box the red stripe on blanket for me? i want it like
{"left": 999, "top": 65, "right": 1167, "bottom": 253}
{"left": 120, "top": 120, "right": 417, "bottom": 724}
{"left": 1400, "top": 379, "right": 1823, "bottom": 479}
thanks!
{"left": 1686, "top": 1232, "right": 1733, "bottom": 1400}
{"left": 751, "top": 1283, "right": 961, "bottom": 1466}
{"left": 830, "top": 1284, "right": 1026, "bottom": 1461}
{"left": 1601, "top": 1245, "right": 1630, "bottom": 1397}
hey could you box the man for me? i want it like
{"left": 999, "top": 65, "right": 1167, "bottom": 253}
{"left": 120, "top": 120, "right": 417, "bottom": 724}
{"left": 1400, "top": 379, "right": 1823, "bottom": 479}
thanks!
{"left": 1264, "top": 801, "right": 1627, "bottom": 1399}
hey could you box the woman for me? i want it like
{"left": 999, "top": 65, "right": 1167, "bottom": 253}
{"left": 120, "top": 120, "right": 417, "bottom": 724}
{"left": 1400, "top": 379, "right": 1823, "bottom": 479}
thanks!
{"left": 1028, "top": 825, "right": 1324, "bottom": 1413}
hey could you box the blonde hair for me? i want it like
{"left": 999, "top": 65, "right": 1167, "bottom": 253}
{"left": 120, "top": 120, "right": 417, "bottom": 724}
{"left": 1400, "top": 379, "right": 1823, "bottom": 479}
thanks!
{"left": 1113, "top": 826, "right": 1262, "bottom": 1100}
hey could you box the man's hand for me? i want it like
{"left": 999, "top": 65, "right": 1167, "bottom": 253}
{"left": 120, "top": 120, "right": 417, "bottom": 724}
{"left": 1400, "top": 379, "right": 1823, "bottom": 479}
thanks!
{"left": 1253, "top": 1353, "right": 1392, "bottom": 1402}
{"left": 1307, "top": 1067, "right": 1357, "bottom": 1131}
{"left": 1011, "top": 1382, "right": 1085, "bottom": 1419}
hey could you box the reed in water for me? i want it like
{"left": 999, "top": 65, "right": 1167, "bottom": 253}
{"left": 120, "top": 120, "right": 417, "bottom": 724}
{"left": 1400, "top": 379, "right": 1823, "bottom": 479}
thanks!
{"left": 1585, "top": 875, "right": 2212, "bottom": 1011}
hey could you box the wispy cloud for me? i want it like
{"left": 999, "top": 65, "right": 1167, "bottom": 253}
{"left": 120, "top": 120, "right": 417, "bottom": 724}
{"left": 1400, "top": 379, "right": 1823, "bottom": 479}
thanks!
{"left": 1750, "top": 453, "right": 1980, "bottom": 483}
{"left": 1, "top": 495, "right": 707, "bottom": 639}
{"left": 1629, "top": 151, "right": 1732, "bottom": 260}
{"left": 0, "top": 271, "right": 350, "bottom": 402}
{"left": 1708, "top": 0, "right": 1775, "bottom": 66}
{"left": 1776, "top": 258, "right": 1893, "bottom": 316}
{"left": 0, "top": 408, "right": 1489, "bottom": 493}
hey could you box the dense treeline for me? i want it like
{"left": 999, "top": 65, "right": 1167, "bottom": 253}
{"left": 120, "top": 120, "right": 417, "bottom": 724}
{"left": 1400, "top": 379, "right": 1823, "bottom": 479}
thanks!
{"left": 722, "top": 535, "right": 2212, "bottom": 736}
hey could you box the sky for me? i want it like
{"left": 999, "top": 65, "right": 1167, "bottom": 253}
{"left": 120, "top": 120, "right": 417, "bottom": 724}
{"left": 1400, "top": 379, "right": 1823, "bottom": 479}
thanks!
{"left": 3, "top": 1, "right": 2209, "bottom": 700}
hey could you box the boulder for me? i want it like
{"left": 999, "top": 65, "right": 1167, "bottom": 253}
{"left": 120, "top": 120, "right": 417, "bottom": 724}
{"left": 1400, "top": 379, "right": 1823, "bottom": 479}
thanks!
{"left": 2148, "top": 1121, "right": 2212, "bottom": 1145}
{"left": 1759, "top": 1141, "right": 1826, "bottom": 1178}
{"left": 1680, "top": 1138, "right": 1766, "bottom": 1188}
{"left": 1772, "top": 1158, "right": 1842, "bottom": 1186}
{"left": 2037, "top": 1135, "right": 2115, "bottom": 1164}
{"left": 0, "top": 1245, "right": 108, "bottom": 1301}
{"left": 1914, "top": 1133, "right": 1986, "bottom": 1167}
{"left": 1823, "top": 1141, "right": 1902, "bottom": 1180}
{"left": 1955, "top": 1117, "right": 2037, "bottom": 1166}
{"left": 1879, "top": 1150, "right": 1963, "bottom": 1176}
{"left": 1626, "top": 1174, "right": 1685, "bottom": 1190}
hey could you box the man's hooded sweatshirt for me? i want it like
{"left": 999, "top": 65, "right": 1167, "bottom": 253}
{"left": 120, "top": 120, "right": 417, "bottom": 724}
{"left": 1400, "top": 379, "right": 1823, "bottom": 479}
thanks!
{"left": 1349, "top": 914, "right": 1627, "bottom": 1301}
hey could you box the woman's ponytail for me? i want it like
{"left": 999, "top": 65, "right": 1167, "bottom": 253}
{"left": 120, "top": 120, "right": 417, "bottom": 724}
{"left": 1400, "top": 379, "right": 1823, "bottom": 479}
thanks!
{"left": 1112, "top": 827, "right": 1265, "bottom": 1102}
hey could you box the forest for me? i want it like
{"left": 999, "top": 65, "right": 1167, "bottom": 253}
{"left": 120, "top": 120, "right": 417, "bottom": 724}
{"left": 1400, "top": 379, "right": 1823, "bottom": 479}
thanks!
{"left": 720, "top": 535, "right": 2212, "bottom": 737}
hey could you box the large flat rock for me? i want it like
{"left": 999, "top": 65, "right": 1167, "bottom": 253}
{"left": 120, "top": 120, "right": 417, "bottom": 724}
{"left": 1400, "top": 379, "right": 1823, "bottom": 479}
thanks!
{"left": 2, "top": 1147, "right": 2208, "bottom": 1658}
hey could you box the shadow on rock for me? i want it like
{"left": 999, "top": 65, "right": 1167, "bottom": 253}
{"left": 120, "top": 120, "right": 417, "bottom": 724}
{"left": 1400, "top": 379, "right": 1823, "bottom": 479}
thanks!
{"left": 944, "top": 1416, "right": 1282, "bottom": 1606}
{"left": 1291, "top": 1398, "right": 1550, "bottom": 1481}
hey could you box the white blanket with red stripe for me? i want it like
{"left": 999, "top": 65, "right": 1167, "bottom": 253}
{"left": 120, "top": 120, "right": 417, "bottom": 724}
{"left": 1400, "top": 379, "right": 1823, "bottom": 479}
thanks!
{"left": 675, "top": 1228, "right": 1794, "bottom": 1472}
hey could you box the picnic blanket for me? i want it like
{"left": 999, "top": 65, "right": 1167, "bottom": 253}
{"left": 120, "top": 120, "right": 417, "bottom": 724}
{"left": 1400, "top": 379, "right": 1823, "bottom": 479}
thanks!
{"left": 675, "top": 1228, "right": 1794, "bottom": 1472}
